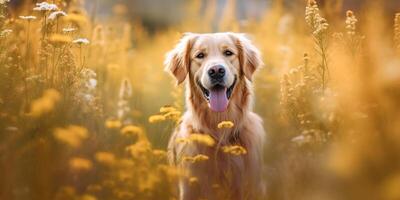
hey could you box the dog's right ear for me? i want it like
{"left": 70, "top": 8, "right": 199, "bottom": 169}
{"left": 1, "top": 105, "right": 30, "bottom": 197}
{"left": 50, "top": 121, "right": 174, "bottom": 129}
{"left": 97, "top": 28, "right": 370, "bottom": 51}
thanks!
{"left": 164, "top": 33, "right": 197, "bottom": 85}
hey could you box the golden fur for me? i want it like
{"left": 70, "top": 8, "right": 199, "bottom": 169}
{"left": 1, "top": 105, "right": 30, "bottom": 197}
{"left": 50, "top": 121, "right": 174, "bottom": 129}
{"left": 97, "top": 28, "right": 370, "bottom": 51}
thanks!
{"left": 165, "top": 32, "right": 265, "bottom": 200}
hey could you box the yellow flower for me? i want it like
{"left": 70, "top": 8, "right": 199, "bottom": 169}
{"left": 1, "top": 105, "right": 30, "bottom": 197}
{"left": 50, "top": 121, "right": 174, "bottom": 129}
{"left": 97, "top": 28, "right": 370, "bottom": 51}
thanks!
{"left": 105, "top": 119, "right": 122, "bottom": 129}
{"left": 183, "top": 154, "right": 209, "bottom": 163}
{"left": 152, "top": 149, "right": 167, "bottom": 157}
{"left": 126, "top": 139, "right": 151, "bottom": 157}
{"left": 121, "top": 125, "right": 143, "bottom": 136}
{"left": 95, "top": 152, "right": 115, "bottom": 165}
{"left": 217, "top": 121, "right": 234, "bottom": 129}
{"left": 148, "top": 114, "right": 166, "bottom": 123}
{"left": 222, "top": 145, "right": 247, "bottom": 156}
{"left": 189, "top": 177, "right": 198, "bottom": 185}
{"left": 69, "top": 157, "right": 92, "bottom": 171}
{"left": 189, "top": 133, "right": 215, "bottom": 147}
{"left": 53, "top": 125, "right": 88, "bottom": 148}
{"left": 163, "top": 110, "right": 181, "bottom": 120}
{"left": 29, "top": 89, "right": 61, "bottom": 117}
{"left": 159, "top": 105, "right": 176, "bottom": 113}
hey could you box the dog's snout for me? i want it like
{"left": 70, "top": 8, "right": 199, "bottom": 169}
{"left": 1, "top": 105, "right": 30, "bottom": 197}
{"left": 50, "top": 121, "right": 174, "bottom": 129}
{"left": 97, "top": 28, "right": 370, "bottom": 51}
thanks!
{"left": 208, "top": 65, "right": 225, "bottom": 80}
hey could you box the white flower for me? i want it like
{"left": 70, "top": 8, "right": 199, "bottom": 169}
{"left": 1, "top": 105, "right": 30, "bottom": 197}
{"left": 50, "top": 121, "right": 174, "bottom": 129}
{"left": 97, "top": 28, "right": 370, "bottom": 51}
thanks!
{"left": 62, "top": 27, "right": 77, "bottom": 33}
{"left": 48, "top": 11, "right": 67, "bottom": 20}
{"left": 19, "top": 16, "right": 37, "bottom": 20}
{"left": 73, "top": 38, "right": 90, "bottom": 45}
{"left": 87, "top": 78, "right": 97, "bottom": 89}
{"left": 33, "top": 2, "right": 58, "bottom": 11}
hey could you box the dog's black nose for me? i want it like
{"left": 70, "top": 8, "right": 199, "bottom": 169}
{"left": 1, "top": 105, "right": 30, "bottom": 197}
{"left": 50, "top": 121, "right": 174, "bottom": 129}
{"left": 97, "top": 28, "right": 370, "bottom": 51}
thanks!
{"left": 208, "top": 65, "right": 225, "bottom": 80}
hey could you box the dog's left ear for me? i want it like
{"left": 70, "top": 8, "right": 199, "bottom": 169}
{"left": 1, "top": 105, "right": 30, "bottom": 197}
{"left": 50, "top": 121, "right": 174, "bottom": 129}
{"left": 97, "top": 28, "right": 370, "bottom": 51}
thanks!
{"left": 164, "top": 33, "right": 197, "bottom": 85}
{"left": 229, "top": 33, "right": 263, "bottom": 81}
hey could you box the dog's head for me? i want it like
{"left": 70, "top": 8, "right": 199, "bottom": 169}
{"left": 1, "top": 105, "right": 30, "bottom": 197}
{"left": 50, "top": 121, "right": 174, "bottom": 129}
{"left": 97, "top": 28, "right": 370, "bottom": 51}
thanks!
{"left": 165, "top": 32, "right": 262, "bottom": 112}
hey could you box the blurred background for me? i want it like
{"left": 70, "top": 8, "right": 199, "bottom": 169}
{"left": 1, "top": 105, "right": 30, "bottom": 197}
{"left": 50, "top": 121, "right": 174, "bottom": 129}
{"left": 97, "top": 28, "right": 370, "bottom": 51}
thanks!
{"left": 1, "top": 0, "right": 400, "bottom": 200}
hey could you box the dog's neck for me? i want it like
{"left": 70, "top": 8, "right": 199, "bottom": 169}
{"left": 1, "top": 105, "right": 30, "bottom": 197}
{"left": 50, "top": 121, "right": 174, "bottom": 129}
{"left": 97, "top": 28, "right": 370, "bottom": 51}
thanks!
{"left": 185, "top": 76, "right": 253, "bottom": 139}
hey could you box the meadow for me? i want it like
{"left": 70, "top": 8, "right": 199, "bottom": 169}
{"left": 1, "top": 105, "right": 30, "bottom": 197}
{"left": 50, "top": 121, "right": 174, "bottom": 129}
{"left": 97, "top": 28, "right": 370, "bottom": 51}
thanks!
{"left": 0, "top": 0, "right": 400, "bottom": 199}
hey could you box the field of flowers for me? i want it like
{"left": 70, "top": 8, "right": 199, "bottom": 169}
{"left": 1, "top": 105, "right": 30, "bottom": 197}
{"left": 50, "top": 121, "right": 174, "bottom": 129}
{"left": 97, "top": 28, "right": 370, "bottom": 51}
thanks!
{"left": 0, "top": 0, "right": 400, "bottom": 199}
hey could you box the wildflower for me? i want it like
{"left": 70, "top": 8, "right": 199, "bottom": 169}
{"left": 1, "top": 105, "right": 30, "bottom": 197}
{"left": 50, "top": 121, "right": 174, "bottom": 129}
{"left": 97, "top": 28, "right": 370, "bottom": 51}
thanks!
{"left": 148, "top": 114, "right": 166, "bottom": 123}
{"left": 222, "top": 145, "right": 247, "bottom": 155}
{"left": 33, "top": 2, "right": 58, "bottom": 11}
{"left": 189, "top": 177, "right": 198, "bottom": 185}
{"left": 48, "top": 11, "right": 67, "bottom": 20}
{"left": 49, "top": 34, "right": 72, "bottom": 44}
{"left": 73, "top": 38, "right": 90, "bottom": 45}
{"left": 117, "top": 79, "right": 132, "bottom": 121}
{"left": 217, "top": 121, "right": 234, "bottom": 129}
{"left": 160, "top": 105, "right": 176, "bottom": 113}
{"left": 29, "top": 89, "right": 61, "bottom": 117}
{"left": 95, "top": 152, "right": 115, "bottom": 165}
{"left": 121, "top": 125, "right": 143, "bottom": 136}
{"left": 152, "top": 149, "right": 167, "bottom": 157}
{"left": 126, "top": 139, "right": 151, "bottom": 157}
{"left": 345, "top": 10, "right": 358, "bottom": 36}
{"left": 188, "top": 133, "right": 215, "bottom": 146}
{"left": 163, "top": 110, "right": 181, "bottom": 120}
{"left": 183, "top": 154, "right": 209, "bottom": 163}
{"left": 105, "top": 119, "right": 122, "bottom": 129}
{"left": 19, "top": 16, "right": 37, "bottom": 21}
{"left": 69, "top": 157, "right": 92, "bottom": 171}
{"left": 53, "top": 125, "right": 89, "bottom": 147}
{"left": 305, "top": 0, "right": 329, "bottom": 37}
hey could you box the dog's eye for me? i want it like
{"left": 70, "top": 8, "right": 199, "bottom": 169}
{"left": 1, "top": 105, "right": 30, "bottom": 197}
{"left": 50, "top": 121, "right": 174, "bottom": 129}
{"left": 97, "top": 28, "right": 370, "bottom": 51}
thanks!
{"left": 223, "top": 50, "right": 234, "bottom": 56}
{"left": 195, "top": 52, "right": 205, "bottom": 59}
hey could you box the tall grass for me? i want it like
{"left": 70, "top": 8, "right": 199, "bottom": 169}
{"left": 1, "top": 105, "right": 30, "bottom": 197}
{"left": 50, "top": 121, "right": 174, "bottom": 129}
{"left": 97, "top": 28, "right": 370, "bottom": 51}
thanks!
{"left": 0, "top": 1, "right": 399, "bottom": 200}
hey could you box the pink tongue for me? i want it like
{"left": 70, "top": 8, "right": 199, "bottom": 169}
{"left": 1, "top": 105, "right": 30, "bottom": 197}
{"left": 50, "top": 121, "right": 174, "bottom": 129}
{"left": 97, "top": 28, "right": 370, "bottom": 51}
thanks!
{"left": 209, "top": 88, "right": 228, "bottom": 112}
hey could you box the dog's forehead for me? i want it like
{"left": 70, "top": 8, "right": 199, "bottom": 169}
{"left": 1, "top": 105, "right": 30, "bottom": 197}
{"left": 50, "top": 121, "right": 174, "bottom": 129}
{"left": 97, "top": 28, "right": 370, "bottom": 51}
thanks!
{"left": 193, "top": 33, "right": 234, "bottom": 49}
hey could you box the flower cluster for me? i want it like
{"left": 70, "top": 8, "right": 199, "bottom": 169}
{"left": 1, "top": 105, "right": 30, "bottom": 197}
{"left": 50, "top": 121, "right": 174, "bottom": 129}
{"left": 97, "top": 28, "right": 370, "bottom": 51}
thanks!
{"left": 345, "top": 10, "right": 358, "bottom": 36}
{"left": 222, "top": 145, "right": 247, "bottom": 155}
{"left": 148, "top": 105, "right": 182, "bottom": 123}
{"left": 33, "top": 2, "right": 58, "bottom": 11}
{"left": 29, "top": 89, "right": 61, "bottom": 117}
{"left": 48, "top": 11, "right": 67, "bottom": 20}
{"left": 182, "top": 154, "right": 209, "bottom": 163}
{"left": 176, "top": 133, "right": 215, "bottom": 147}
{"left": 305, "top": 0, "right": 329, "bottom": 37}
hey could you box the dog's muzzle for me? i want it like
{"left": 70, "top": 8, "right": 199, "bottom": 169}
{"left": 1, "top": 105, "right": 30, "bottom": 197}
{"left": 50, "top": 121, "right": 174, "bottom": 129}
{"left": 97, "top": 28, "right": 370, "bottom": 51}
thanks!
{"left": 197, "top": 75, "right": 237, "bottom": 112}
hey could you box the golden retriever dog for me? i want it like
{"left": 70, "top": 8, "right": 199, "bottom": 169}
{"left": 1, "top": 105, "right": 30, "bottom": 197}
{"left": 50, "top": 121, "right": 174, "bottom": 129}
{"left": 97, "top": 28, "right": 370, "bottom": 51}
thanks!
{"left": 165, "top": 32, "right": 265, "bottom": 200}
